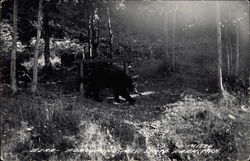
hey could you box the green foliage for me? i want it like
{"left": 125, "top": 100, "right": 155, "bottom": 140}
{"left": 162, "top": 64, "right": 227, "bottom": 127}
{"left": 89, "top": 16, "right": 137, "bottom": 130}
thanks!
{"left": 0, "top": 21, "right": 28, "bottom": 84}
{"left": 22, "top": 37, "right": 86, "bottom": 69}
{"left": 29, "top": 37, "right": 86, "bottom": 56}
{"left": 0, "top": 21, "right": 12, "bottom": 54}
{"left": 0, "top": 21, "right": 26, "bottom": 57}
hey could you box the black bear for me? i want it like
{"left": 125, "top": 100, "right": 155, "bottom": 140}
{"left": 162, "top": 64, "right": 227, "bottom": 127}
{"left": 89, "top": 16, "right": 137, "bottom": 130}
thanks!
{"left": 85, "top": 64, "right": 136, "bottom": 104}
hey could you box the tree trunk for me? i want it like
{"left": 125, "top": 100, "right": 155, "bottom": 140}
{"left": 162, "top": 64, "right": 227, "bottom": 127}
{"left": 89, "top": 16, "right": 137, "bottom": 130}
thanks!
{"left": 107, "top": 3, "right": 113, "bottom": 59}
{"left": 163, "top": 9, "right": 168, "bottom": 66}
{"left": 235, "top": 22, "right": 240, "bottom": 77}
{"left": 43, "top": 1, "right": 51, "bottom": 69}
{"left": 227, "top": 11, "right": 234, "bottom": 77}
{"left": 248, "top": 1, "right": 250, "bottom": 106}
{"left": 32, "top": 0, "right": 43, "bottom": 93}
{"left": 225, "top": 23, "right": 231, "bottom": 77}
{"left": 92, "top": 7, "right": 100, "bottom": 58}
{"left": 172, "top": 3, "right": 177, "bottom": 71}
{"left": 226, "top": 44, "right": 230, "bottom": 77}
{"left": 88, "top": 10, "right": 93, "bottom": 59}
{"left": 0, "top": 2, "right": 2, "bottom": 22}
{"left": 216, "top": 1, "right": 224, "bottom": 95}
{"left": 228, "top": 34, "right": 233, "bottom": 76}
{"left": 10, "top": 0, "right": 18, "bottom": 94}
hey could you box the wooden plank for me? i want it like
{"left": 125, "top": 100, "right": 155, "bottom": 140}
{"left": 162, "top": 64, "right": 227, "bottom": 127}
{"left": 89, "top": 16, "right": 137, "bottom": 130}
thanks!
{"left": 74, "top": 58, "right": 132, "bottom": 64}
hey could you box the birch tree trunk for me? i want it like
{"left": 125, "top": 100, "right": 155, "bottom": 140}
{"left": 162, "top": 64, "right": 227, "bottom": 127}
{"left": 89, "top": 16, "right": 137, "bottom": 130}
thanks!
{"left": 226, "top": 44, "right": 230, "bottom": 77}
{"left": 216, "top": 1, "right": 224, "bottom": 95}
{"left": 225, "top": 23, "right": 231, "bottom": 77}
{"left": 107, "top": 3, "right": 113, "bottom": 59}
{"left": 92, "top": 8, "right": 100, "bottom": 58}
{"left": 228, "top": 34, "right": 233, "bottom": 76}
{"left": 227, "top": 11, "right": 234, "bottom": 76}
{"left": 88, "top": 10, "right": 93, "bottom": 59}
{"left": 248, "top": 1, "right": 250, "bottom": 106}
{"left": 43, "top": 1, "right": 51, "bottom": 69}
{"left": 172, "top": 3, "right": 177, "bottom": 71}
{"left": 163, "top": 9, "right": 168, "bottom": 66}
{"left": 32, "top": 0, "right": 43, "bottom": 93}
{"left": 235, "top": 22, "right": 240, "bottom": 77}
{"left": 10, "top": 0, "right": 18, "bottom": 94}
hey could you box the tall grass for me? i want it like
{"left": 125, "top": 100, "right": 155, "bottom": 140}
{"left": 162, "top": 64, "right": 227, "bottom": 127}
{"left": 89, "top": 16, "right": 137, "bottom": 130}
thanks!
{"left": 1, "top": 83, "right": 249, "bottom": 161}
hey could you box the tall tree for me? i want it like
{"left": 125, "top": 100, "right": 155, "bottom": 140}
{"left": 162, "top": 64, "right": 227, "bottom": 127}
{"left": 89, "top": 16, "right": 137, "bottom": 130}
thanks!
{"left": 228, "top": 31, "right": 233, "bottom": 76}
{"left": 235, "top": 22, "right": 240, "bottom": 77}
{"left": 87, "top": 5, "right": 93, "bottom": 59}
{"left": 10, "top": 0, "right": 17, "bottom": 94}
{"left": 248, "top": 1, "right": 250, "bottom": 105}
{"left": 163, "top": 7, "right": 168, "bottom": 66}
{"left": 92, "top": 6, "right": 100, "bottom": 58}
{"left": 216, "top": 1, "right": 225, "bottom": 95}
{"left": 225, "top": 8, "right": 234, "bottom": 77}
{"left": 32, "top": 0, "right": 43, "bottom": 93}
{"left": 224, "top": 22, "right": 231, "bottom": 77}
{"left": 106, "top": 2, "right": 113, "bottom": 59}
{"left": 171, "top": 2, "right": 177, "bottom": 71}
{"left": 43, "top": 0, "right": 51, "bottom": 69}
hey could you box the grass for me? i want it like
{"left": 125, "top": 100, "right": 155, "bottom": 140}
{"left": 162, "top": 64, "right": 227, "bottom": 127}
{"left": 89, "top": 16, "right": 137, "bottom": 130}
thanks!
{"left": 1, "top": 78, "right": 249, "bottom": 161}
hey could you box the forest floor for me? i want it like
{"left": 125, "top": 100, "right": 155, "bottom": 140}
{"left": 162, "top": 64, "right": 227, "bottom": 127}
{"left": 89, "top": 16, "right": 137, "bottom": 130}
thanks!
{"left": 1, "top": 78, "right": 250, "bottom": 161}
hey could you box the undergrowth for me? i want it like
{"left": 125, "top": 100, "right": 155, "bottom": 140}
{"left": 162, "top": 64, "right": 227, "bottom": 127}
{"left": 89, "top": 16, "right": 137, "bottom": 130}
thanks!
{"left": 1, "top": 82, "right": 249, "bottom": 161}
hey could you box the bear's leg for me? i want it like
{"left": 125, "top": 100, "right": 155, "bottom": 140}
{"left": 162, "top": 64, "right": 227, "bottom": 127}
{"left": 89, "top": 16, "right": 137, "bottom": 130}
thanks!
{"left": 120, "top": 89, "right": 136, "bottom": 104}
{"left": 93, "top": 87, "right": 103, "bottom": 102}
{"left": 114, "top": 89, "right": 121, "bottom": 103}
{"left": 85, "top": 85, "right": 92, "bottom": 98}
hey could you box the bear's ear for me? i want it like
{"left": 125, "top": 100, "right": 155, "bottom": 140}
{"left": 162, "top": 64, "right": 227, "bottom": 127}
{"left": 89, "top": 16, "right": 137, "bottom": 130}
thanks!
{"left": 131, "top": 75, "right": 139, "bottom": 82}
